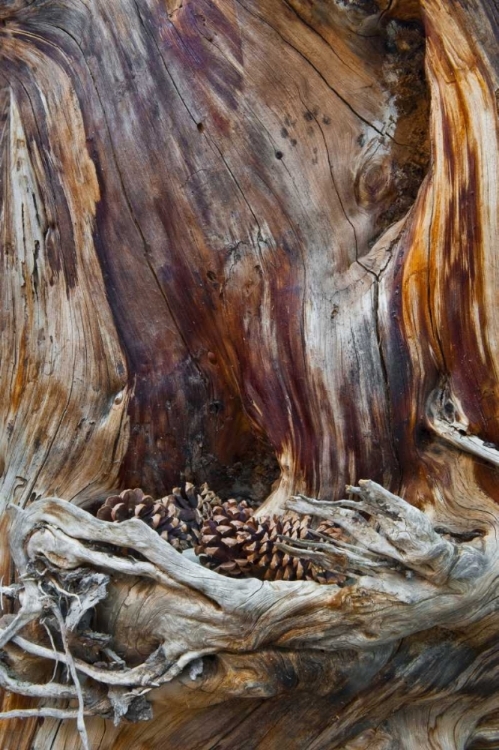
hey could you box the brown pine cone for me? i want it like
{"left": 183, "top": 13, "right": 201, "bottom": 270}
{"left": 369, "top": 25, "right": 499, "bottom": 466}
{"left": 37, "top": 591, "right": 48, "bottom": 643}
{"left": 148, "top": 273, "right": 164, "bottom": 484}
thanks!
{"left": 96, "top": 486, "right": 201, "bottom": 551}
{"left": 97, "top": 486, "right": 347, "bottom": 584}
{"left": 195, "top": 500, "right": 344, "bottom": 584}
{"left": 195, "top": 499, "right": 254, "bottom": 576}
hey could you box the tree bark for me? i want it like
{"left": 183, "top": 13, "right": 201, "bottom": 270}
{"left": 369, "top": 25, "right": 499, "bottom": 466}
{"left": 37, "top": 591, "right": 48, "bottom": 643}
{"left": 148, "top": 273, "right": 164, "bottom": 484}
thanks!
{"left": 1, "top": 0, "right": 499, "bottom": 748}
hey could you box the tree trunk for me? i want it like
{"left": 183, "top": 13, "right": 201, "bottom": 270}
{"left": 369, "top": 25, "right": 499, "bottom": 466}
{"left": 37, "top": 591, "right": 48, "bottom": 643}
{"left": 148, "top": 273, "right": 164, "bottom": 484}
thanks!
{"left": 1, "top": 0, "right": 498, "bottom": 747}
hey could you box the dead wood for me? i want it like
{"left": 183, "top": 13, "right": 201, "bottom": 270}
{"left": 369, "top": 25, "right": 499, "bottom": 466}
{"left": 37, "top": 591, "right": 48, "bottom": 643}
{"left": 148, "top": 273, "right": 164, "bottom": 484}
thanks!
{"left": 1, "top": 0, "right": 499, "bottom": 748}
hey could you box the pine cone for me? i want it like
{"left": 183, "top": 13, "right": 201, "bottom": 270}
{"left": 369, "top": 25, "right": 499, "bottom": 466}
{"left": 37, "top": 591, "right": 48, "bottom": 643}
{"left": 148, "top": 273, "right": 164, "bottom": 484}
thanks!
{"left": 195, "top": 500, "right": 344, "bottom": 584}
{"left": 195, "top": 499, "right": 254, "bottom": 576}
{"left": 97, "top": 485, "right": 346, "bottom": 584}
{"left": 96, "top": 486, "right": 201, "bottom": 551}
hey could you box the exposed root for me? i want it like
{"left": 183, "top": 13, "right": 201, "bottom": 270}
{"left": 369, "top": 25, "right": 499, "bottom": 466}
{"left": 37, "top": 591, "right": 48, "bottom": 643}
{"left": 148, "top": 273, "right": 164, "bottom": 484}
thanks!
{"left": 0, "top": 481, "right": 494, "bottom": 731}
{"left": 286, "top": 480, "right": 486, "bottom": 585}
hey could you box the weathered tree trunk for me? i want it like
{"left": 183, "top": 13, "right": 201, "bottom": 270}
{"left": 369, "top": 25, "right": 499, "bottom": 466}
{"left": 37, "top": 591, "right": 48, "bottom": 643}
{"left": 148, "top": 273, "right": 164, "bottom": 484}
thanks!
{"left": 1, "top": 0, "right": 499, "bottom": 747}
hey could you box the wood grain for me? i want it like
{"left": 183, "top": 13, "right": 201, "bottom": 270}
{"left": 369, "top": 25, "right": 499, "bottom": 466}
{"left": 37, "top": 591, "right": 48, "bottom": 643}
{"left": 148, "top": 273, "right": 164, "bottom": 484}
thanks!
{"left": 1, "top": 0, "right": 427, "bottom": 506}
{"left": 2, "top": 0, "right": 499, "bottom": 747}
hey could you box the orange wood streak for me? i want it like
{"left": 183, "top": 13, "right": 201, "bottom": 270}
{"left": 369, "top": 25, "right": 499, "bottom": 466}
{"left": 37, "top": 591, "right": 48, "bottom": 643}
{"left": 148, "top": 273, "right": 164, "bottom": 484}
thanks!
{"left": 385, "top": 0, "right": 499, "bottom": 508}
{"left": 401, "top": 0, "right": 499, "bottom": 439}
{"left": 0, "top": 692, "right": 39, "bottom": 750}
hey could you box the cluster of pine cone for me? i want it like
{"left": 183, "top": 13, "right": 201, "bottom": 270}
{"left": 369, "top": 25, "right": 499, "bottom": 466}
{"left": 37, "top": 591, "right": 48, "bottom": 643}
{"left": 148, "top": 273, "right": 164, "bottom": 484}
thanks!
{"left": 96, "top": 483, "right": 346, "bottom": 585}
{"left": 97, "top": 485, "right": 202, "bottom": 551}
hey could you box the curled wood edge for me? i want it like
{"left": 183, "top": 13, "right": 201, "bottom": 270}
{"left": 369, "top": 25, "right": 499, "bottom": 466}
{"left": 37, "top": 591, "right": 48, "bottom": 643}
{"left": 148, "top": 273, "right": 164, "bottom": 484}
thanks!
{"left": 427, "top": 385, "right": 499, "bottom": 468}
{"left": 0, "top": 482, "right": 494, "bottom": 737}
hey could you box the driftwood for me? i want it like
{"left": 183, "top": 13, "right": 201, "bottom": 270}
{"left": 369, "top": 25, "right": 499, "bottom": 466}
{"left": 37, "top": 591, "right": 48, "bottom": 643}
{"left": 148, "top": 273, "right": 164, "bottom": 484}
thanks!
{"left": 2, "top": 0, "right": 499, "bottom": 747}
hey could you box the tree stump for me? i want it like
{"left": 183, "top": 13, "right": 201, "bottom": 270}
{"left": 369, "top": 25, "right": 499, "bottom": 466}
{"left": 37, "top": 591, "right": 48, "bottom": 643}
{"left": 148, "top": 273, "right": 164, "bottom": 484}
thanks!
{"left": 1, "top": 0, "right": 499, "bottom": 748}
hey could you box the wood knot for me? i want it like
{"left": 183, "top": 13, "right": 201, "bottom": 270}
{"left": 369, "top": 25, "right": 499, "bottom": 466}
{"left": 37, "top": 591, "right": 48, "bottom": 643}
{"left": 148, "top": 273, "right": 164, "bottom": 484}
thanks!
{"left": 355, "top": 156, "right": 393, "bottom": 208}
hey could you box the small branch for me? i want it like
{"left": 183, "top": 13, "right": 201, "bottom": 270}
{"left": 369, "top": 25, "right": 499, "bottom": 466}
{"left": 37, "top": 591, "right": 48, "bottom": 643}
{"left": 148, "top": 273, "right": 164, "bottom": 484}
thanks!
{"left": 51, "top": 605, "right": 89, "bottom": 750}
{"left": 0, "top": 708, "right": 89, "bottom": 721}
{"left": 12, "top": 635, "right": 169, "bottom": 687}
{"left": 0, "top": 658, "right": 77, "bottom": 700}
{"left": 276, "top": 535, "right": 387, "bottom": 576}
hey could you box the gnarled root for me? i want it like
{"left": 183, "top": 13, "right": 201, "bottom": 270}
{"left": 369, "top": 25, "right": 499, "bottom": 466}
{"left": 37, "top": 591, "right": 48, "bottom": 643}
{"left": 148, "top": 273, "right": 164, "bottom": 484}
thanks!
{"left": 286, "top": 480, "right": 487, "bottom": 586}
{"left": 0, "top": 481, "right": 497, "bottom": 746}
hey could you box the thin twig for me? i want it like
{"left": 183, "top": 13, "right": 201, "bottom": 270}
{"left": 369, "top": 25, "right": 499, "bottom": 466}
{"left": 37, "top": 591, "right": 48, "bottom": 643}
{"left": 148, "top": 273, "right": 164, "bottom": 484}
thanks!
{"left": 41, "top": 619, "right": 62, "bottom": 683}
{"left": 0, "top": 659, "right": 77, "bottom": 699}
{"left": 0, "top": 708, "right": 88, "bottom": 720}
{"left": 0, "top": 606, "right": 40, "bottom": 649}
{"left": 12, "top": 635, "right": 169, "bottom": 687}
{"left": 52, "top": 606, "right": 90, "bottom": 750}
